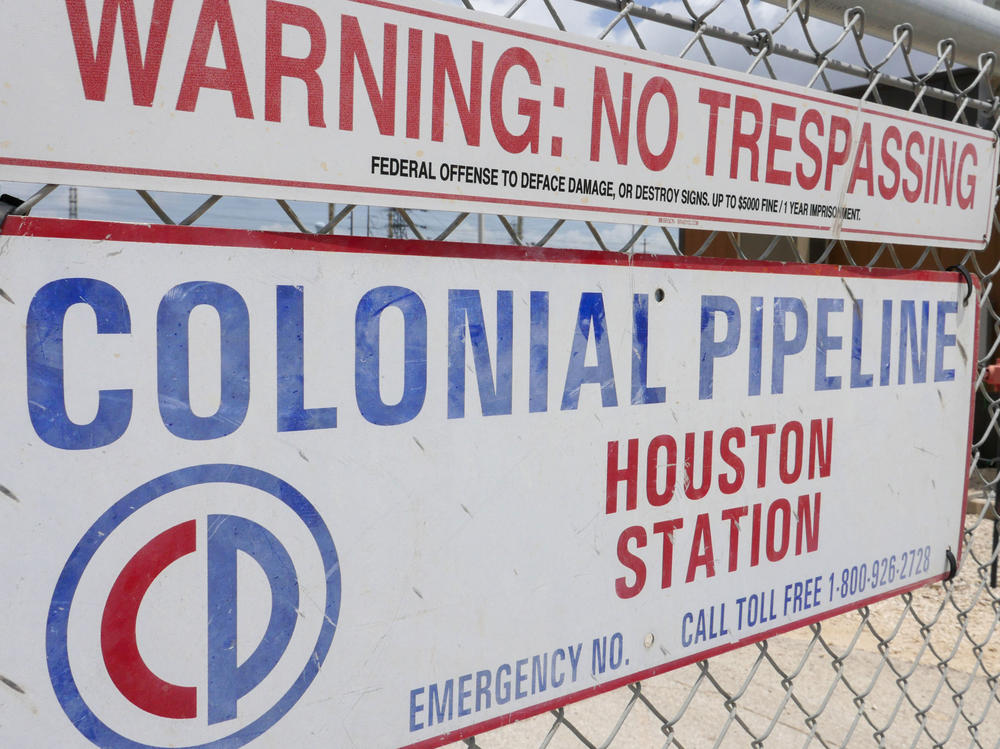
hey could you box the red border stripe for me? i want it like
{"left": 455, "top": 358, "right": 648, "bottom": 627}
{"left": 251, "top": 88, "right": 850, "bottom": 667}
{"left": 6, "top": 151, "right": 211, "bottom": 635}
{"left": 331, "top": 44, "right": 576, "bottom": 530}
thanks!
{"left": 0, "top": 158, "right": 988, "bottom": 246}
{"left": 0, "top": 215, "right": 981, "bottom": 280}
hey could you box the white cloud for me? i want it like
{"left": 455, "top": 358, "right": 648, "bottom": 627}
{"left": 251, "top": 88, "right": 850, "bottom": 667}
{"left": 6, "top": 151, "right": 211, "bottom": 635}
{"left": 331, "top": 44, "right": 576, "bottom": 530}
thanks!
{"left": 443, "top": 0, "right": 945, "bottom": 89}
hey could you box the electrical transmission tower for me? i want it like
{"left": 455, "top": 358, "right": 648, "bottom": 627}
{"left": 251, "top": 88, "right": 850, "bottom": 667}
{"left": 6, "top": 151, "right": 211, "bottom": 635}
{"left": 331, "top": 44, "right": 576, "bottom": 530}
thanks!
{"left": 388, "top": 208, "right": 407, "bottom": 239}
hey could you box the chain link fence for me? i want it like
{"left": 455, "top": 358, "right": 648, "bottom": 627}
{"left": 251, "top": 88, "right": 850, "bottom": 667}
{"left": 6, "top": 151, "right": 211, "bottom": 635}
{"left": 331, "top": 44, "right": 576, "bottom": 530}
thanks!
{"left": 3, "top": 1, "right": 1000, "bottom": 746}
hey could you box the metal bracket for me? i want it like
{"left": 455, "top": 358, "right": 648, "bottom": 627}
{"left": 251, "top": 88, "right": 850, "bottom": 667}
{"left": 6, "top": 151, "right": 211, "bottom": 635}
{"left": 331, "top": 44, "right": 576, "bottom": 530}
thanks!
{"left": 944, "top": 547, "right": 958, "bottom": 582}
{"left": 0, "top": 194, "right": 25, "bottom": 232}
{"left": 945, "top": 265, "right": 974, "bottom": 307}
{"left": 992, "top": 488, "right": 998, "bottom": 588}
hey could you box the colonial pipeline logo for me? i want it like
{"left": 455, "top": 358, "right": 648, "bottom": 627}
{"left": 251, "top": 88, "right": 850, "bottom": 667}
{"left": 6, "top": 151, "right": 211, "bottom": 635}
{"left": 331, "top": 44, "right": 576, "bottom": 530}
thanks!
{"left": 46, "top": 465, "right": 341, "bottom": 748}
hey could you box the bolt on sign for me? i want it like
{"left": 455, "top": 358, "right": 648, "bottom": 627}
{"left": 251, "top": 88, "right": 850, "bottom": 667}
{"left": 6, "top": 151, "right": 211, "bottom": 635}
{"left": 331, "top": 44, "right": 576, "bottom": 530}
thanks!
{"left": 0, "top": 217, "right": 977, "bottom": 747}
{"left": 1, "top": 0, "right": 998, "bottom": 247}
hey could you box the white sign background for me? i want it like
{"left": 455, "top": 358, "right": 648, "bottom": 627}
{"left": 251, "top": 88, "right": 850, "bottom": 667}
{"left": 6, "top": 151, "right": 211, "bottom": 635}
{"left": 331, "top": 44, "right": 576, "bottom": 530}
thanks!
{"left": 0, "top": 0, "right": 997, "bottom": 248}
{"left": 0, "top": 217, "right": 976, "bottom": 748}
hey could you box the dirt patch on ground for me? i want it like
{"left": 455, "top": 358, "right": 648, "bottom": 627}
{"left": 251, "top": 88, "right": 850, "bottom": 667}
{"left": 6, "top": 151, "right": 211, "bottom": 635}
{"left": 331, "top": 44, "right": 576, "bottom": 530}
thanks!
{"left": 786, "top": 510, "right": 1000, "bottom": 675}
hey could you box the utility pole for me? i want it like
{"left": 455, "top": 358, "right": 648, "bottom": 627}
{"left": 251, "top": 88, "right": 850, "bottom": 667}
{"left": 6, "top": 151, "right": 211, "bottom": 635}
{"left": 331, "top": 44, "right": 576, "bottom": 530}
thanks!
{"left": 68, "top": 186, "right": 78, "bottom": 219}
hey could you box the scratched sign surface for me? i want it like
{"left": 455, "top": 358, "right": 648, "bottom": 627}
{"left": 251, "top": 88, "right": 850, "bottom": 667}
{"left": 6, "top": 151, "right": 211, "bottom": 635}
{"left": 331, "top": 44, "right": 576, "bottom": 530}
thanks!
{"left": 0, "top": 0, "right": 997, "bottom": 247}
{"left": 0, "top": 217, "right": 976, "bottom": 748}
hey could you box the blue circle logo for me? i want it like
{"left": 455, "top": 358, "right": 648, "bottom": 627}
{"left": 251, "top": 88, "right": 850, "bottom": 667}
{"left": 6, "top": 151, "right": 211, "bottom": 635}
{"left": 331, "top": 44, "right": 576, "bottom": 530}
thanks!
{"left": 47, "top": 465, "right": 341, "bottom": 748}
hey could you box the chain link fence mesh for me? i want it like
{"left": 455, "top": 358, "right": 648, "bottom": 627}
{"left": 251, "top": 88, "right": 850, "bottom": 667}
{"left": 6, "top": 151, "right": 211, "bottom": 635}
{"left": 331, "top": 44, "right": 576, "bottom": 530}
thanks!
{"left": 3, "top": 1, "right": 1000, "bottom": 746}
